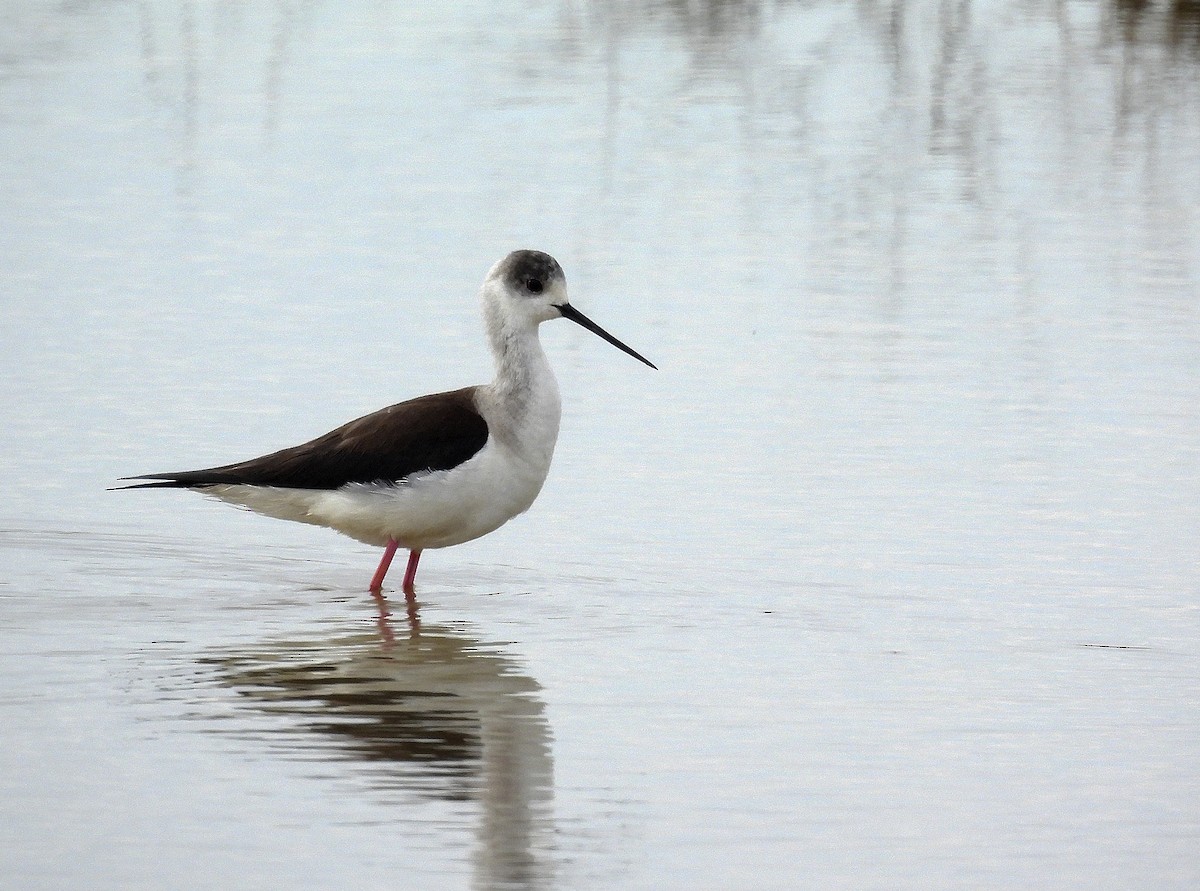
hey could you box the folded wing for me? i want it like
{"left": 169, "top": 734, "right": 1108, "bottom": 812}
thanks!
{"left": 119, "top": 387, "right": 489, "bottom": 490}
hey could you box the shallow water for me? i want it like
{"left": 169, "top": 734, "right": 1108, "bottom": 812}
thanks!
{"left": 2, "top": 2, "right": 1199, "bottom": 888}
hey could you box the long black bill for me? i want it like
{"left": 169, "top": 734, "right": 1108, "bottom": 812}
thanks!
{"left": 556, "top": 303, "right": 658, "bottom": 370}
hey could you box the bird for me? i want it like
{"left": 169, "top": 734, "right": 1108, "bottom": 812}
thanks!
{"left": 117, "top": 250, "right": 656, "bottom": 597}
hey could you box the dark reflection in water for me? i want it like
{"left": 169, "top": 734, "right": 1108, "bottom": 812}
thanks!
{"left": 199, "top": 603, "right": 554, "bottom": 889}
{"left": 1113, "top": 0, "right": 1200, "bottom": 59}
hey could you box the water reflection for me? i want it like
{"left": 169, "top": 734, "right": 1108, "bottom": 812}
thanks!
{"left": 1112, "top": 0, "right": 1200, "bottom": 60}
{"left": 200, "top": 604, "right": 555, "bottom": 889}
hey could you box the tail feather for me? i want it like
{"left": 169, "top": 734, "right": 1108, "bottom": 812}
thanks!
{"left": 109, "top": 472, "right": 233, "bottom": 491}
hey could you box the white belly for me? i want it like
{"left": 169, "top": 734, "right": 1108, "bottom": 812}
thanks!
{"left": 204, "top": 434, "right": 551, "bottom": 549}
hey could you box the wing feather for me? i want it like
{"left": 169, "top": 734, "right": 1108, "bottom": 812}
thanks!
{"left": 119, "top": 386, "right": 488, "bottom": 490}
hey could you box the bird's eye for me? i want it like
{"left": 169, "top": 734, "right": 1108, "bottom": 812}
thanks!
{"left": 526, "top": 278, "right": 543, "bottom": 293}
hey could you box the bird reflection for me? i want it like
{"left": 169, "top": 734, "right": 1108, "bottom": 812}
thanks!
{"left": 200, "top": 602, "right": 554, "bottom": 888}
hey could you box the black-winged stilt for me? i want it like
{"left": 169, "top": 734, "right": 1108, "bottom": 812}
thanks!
{"left": 118, "top": 250, "right": 655, "bottom": 596}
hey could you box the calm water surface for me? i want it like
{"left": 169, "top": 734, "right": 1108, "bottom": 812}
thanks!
{"left": 2, "top": 2, "right": 1198, "bottom": 888}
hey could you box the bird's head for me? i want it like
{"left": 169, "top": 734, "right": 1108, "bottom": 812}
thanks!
{"left": 481, "top": 249, "right": 656, "bottom": 369}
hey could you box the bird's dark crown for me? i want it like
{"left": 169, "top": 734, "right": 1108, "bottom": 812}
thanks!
{"left": 499, "top": 250, "right": 565, "bottom": 293}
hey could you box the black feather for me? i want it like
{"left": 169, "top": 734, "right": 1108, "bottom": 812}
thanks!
{"left": 116, "top": 386, "right": 489, "bottom": 491}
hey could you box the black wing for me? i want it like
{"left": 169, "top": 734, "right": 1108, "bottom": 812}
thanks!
{"left": 118, "top": 386, "right": 489, "bottom": 490}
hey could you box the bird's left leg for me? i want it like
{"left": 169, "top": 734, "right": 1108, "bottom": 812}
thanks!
{"left": 401, "top": 549, "right": 422, "bottom": 599}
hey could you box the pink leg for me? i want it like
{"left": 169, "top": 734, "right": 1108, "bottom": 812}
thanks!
{"left": 369, "top": 538, "right": 399, "bottom": 591}
{"left": 401, "top": 549, "right": 422, "bottom": 599}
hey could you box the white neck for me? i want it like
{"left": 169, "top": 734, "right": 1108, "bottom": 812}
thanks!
{"left": 482, "top": 293, "right": 562, "bottom": 460}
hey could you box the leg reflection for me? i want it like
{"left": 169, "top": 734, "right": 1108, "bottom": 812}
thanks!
{"left": 371, "top": 589, "right": 420, "bottom": 643}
